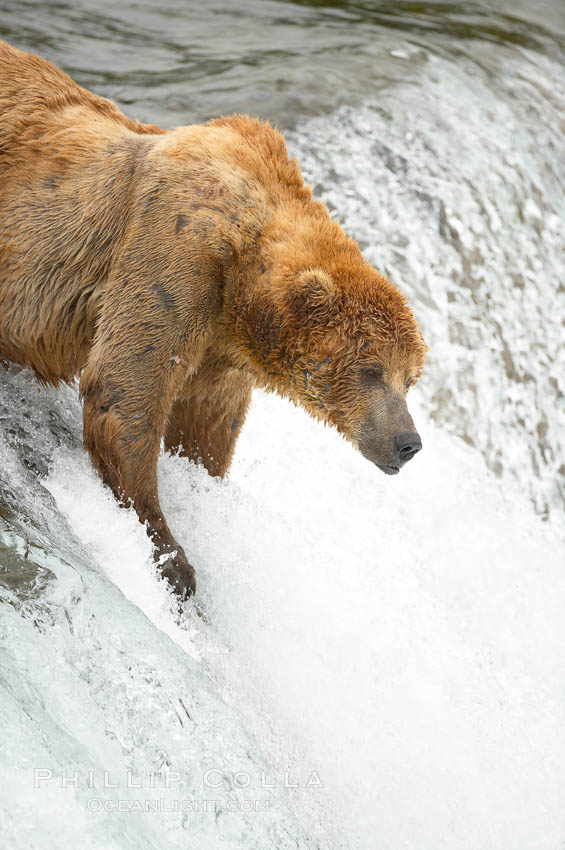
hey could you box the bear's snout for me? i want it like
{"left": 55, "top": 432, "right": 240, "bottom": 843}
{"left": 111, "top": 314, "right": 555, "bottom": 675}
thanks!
{"left": 394, "top": 430, "right": 422, "bottom": 464}
{"left": 375, "top": 430, "right": 422, "bottom": 475}
{"left": 357, "top": 390, "right": 422, "bottom": 475}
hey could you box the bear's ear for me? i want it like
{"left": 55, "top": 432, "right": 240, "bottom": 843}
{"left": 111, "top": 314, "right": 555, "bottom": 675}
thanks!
{"left": 287, "top": 268, "right": 336, "bottom": 323}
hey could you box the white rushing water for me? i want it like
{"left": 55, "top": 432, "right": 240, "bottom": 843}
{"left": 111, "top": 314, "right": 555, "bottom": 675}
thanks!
{"left": 1, "top": 27, "right": 565, "bottom": 850}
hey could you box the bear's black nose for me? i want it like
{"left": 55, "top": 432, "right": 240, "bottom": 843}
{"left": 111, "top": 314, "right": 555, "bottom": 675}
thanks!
{"left": 394, "top": 431, "right": 422, "bottom": 463}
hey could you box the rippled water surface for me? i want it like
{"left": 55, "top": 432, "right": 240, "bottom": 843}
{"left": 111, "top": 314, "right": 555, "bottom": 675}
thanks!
{"left": 1, "top": 2, "right": 564, "bottom": 849}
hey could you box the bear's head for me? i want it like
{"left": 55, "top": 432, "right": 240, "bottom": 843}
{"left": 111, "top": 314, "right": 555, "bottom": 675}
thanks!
{"left": 233, "top": 257, "right": 427, "bottom": 476}
{"left": 283, "top": 267, "right": 426, "bottom": 475}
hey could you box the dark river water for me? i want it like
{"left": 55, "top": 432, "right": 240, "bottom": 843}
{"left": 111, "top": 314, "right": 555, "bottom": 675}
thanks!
{"left": 1, "top": 3, "right": 565, "bottom": 850}
{"left": 1, "top": 0, "right": 564, "bottom": 127}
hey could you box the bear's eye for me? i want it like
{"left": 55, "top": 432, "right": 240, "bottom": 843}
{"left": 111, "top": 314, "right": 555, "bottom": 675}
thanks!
{"left": 405, "top": 377, "right": 417, "bottom": 391}
{"left": 359, "top": 365, "right": 384, "bottom": 386}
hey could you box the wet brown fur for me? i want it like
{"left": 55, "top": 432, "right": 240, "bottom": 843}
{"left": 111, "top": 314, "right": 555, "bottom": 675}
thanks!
{"left": 0, "top": 42, "right": 427, "bottom": 597}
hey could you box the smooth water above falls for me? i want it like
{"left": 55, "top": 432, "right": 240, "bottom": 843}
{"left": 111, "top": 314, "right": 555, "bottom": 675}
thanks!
{"left": 0, "top": 2, "right": 564, "bottom": 849}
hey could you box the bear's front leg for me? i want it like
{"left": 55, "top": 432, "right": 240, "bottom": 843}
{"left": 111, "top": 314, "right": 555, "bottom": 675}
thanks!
{"left": 81, "top": 370, "right": 197, "bottom": 597}
{"left": 164, "top": 350, "right": 253, "bottom": 478}
{"left": 79, "top": 304, "right": 208, "bottom": 599}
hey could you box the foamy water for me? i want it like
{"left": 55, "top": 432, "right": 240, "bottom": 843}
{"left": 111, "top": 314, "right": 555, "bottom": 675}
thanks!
{"left": 0, "top": 376, "right": 562, "bottom": 849}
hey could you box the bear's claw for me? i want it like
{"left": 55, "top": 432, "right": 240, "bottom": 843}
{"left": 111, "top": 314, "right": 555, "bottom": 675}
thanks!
{"left": 159, "top": 554, "right": 197, "bottom": 600}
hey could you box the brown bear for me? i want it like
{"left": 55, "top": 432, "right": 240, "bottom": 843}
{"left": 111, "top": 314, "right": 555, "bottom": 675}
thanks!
{"left": 0, "top": 41, "right": 427, "bottom": 599}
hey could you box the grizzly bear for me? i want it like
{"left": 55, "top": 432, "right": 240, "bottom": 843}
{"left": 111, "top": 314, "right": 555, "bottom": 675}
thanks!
{"left": 0, "top": 41, "right": 427, "bottom": 599}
